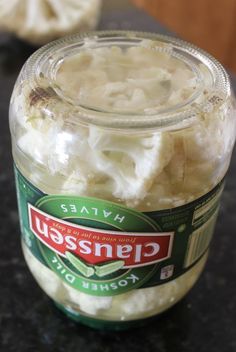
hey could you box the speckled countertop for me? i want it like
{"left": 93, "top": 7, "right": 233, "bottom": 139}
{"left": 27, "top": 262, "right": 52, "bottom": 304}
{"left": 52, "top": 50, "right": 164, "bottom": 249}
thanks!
{"left": 0, "top": 4, "right": 236, "bottom": 352}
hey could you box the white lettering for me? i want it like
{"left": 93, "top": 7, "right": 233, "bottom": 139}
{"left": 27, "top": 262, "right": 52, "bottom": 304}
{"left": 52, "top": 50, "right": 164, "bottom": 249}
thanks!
{"left": 82, "top": 281, "right": 89, "bottom": 289}
{"left": 134, "top": 244, "right": 142, "bottom": 263}
{"left": 100, "top": 284, "right": 109, "bottom": 291}
{"left": 92, "top": 208, "right": 98, "bottom": 215}
{"left": 69, "top": 204, "right": 77, "bottom": 213}
{"left": 144, "top": 243, "right": 160, "bottom": 257}
{"left": 95, "top": 243, "right": 113, "bottom": 258}
{"left": 35, "top": 217, "right": 49, "bottom": 238}
{"left": 81, "top": 206, "right": 89, "bottom": 214}
{"left": 126, "top": 274, "right": 139, "bottom": 283}
{"left": 114, "top": 214, "right": 125, "bottom": 223}
{"left": 50, "top": 228, "right": 64, "bottom": 244}
{"left": 60, "top": 204, "right": 68, "bottom": 213}
{"left": 56, "top": 262, "right": 63, "bottom": 270}
{"left": 65, "top": 236, "right": 77, "bottom": 250}
{"left": 103, "top": 210, "right": 112, "bottom": 218}
{"left": 117, "top": 244, "right": 132, "bottom": 258}
{"left": 79, "top": 240, "right": 92, "bottom": 254}
{"left": 52, "top": 256, "right": 58, "bottom": 263}
{"left": 91, "top": 284, "right": 98, "bottom": 291}
{"left": 118, "top": 280, "right": 128, "bottom": 287}
{"left": 65, "top": 274, "right": 75, "bottom": 283}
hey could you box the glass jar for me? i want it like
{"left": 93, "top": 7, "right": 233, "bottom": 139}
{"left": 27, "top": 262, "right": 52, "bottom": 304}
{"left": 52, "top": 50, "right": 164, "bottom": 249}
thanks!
{"left": 9, "top": 31, "right": 236, "bottom": 329}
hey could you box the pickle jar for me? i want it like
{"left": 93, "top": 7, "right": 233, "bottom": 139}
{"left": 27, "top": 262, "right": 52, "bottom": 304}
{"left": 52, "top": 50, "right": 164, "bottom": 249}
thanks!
{"left": 9, "top": 31, "right": 236, "bottom": 329}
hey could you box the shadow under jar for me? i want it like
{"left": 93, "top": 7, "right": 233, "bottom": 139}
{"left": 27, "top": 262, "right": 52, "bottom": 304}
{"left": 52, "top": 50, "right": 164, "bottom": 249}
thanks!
{"left": 9, "top": 31, "right": 236, "bottom": 330}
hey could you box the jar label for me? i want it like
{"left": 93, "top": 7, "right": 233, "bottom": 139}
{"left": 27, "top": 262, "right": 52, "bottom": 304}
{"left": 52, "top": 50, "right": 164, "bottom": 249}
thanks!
{"left": 15, "top": 166, "right": 224, "bottom": 296}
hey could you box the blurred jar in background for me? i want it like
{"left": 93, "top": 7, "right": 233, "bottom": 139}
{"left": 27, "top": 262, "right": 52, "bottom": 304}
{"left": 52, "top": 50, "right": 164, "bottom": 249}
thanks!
{"left": 0, "top": 0, "right": 102, "bottom": 45}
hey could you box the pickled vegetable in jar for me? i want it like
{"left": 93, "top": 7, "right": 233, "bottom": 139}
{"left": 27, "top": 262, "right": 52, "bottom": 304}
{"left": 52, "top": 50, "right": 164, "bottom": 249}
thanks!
{"left": 9, "top": 31, "right": 236, "bottom": 329}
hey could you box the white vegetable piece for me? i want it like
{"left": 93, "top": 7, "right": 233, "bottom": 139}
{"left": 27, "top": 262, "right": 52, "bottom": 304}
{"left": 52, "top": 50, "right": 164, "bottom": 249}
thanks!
{"left": 0, "top": 0, "right": 101, "bottom": 45}
{"left": 17, "top": 124, "right": 173, "bottom": 205}
{"left": 23, "top": 243, "right": 113, "bottom": 316}
{"left": 22, "top": 242, "right": 66, "bottom": 301}
{"left": 12, "top": 44, "right": 234, "bottom": 209}
{"left": 87, "top": 127, "right": 174, "bottom": 203}
{"left": 65, "top": 285, "right": 112, "bottom": 315}
{"left": 55, "top": 44, "right": 197, "bottom": 113}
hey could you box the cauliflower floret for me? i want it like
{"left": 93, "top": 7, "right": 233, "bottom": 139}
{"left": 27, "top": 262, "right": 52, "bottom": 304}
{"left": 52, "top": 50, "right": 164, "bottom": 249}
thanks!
{"left": 87, "top": 127, "right": 174, "bottom": 203}
{"left": 60, "top": 170, "right": 88, "bottom": 195}
{"left": 22, "top": 243, "right": 66, "bottom": 300}
{"left": 23, "top": 243, "right": 112, "bottom": 316}
{"left": 184, "top": 104, "right": 235, "bottom": 164}
{"left": 22, "top": 241, "right": 207, "bottom": 320}
{"left": 118, "top": 287, "right": 159, "bottom": 316}
{"left": 64, "top": 285, "right": 112, "bottom": 315}
{"left": 55, "top": 44, "right": 199, "bottom": 113}
{"left": 12, "top": 43, "right": 235, "bottom": 210}
{"left": 18, "top": 129, "right": 53, "bottom": 165}
{"left": 0, "top": 0, "right": 102, "bottom": 45}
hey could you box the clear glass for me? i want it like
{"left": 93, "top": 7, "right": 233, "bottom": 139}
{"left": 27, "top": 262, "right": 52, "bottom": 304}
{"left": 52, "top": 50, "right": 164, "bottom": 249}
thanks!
{"left": 9, "top": 31, "right": 236, "bottom": 326}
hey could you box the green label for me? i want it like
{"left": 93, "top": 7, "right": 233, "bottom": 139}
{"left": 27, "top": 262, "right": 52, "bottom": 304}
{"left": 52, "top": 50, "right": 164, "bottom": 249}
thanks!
{"left": 15, "top": 166, "right": 224, "bottom": 296}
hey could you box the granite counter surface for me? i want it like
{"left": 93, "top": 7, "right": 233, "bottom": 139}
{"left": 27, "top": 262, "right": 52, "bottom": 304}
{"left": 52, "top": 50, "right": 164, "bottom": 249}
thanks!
{"left": 0, "top": 6, "right": 236, "bottom": 352}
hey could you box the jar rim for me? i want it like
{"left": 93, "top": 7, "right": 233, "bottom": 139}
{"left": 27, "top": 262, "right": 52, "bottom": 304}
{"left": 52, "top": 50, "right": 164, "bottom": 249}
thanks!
{"left": 23, "top": 30, "right": 231, "bottom": 131}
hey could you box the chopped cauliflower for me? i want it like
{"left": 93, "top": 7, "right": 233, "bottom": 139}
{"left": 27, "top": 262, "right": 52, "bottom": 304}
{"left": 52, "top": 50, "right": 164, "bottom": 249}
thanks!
{"left": 86, "top": 127, "right": 174, "bottom": 203}
{"left": 11, "top": 44, "right": 235, "bottom": 209}
{"left": 22, "top": 242, "right": 66, "bottom": 301}
{"left": 22, "top": 242, "right": 207, "bottom": 320}
{"left": 55, "top": 44, "right": 197, "bottom": 113}
{"left": 66, "top": 285, "right": 112, "bottom": 315}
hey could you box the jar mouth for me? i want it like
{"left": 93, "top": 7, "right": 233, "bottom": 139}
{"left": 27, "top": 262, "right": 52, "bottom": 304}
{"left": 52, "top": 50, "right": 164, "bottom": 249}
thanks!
{"left": 24, "top": 30, "right": 231, "bottom": 131}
